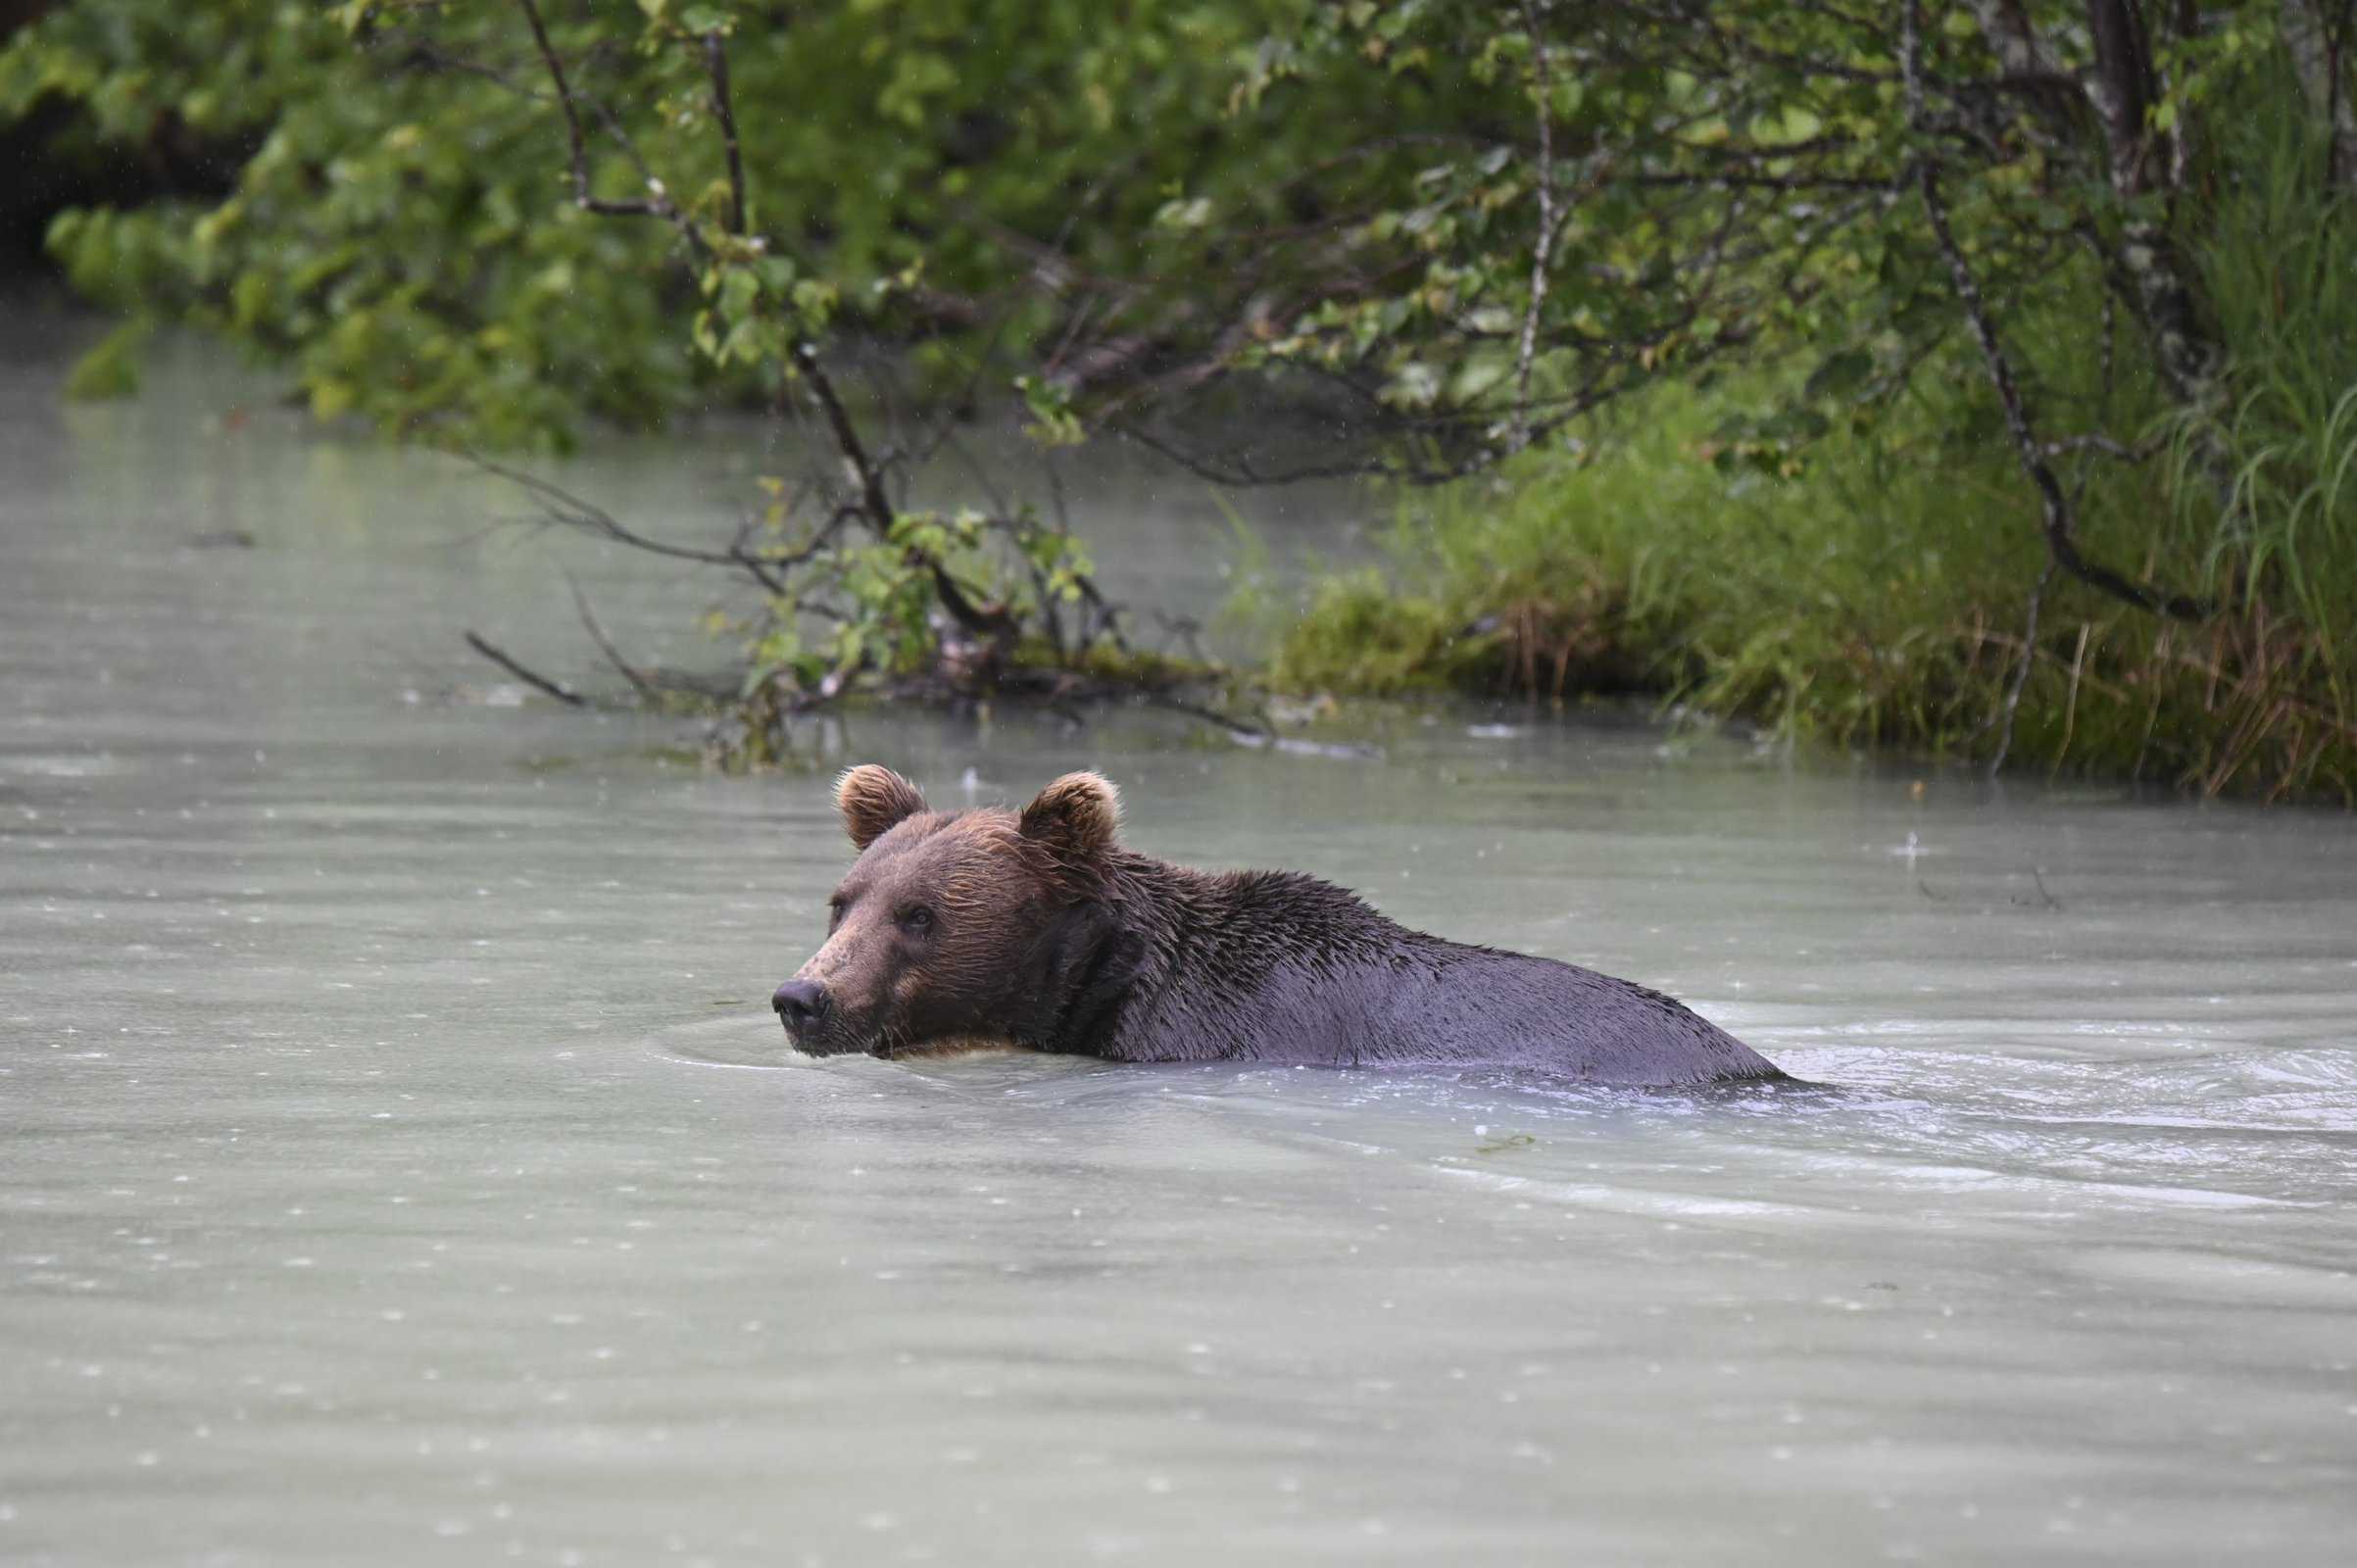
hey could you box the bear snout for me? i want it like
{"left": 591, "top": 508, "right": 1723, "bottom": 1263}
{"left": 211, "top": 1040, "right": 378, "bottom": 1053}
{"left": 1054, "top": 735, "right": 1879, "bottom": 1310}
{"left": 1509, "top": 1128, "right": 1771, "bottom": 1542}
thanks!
{"left": 772, "top": 978, "right": 831, "bottom": 1040}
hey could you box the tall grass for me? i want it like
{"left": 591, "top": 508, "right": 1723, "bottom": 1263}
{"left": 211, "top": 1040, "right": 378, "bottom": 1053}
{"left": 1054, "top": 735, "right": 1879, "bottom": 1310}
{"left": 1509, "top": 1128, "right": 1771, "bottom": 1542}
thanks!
{"left": 2165, "top": 71, "right": 2357, "bottom": 680}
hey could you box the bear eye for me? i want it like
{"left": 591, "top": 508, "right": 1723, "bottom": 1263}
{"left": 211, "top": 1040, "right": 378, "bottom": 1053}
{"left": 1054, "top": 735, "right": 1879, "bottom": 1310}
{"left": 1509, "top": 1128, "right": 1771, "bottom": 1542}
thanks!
{"left": 897, "top": 905, "right": 935, "bottom": 936}
{"left": 826, "top": 895, "right": 847, "bottom": 932}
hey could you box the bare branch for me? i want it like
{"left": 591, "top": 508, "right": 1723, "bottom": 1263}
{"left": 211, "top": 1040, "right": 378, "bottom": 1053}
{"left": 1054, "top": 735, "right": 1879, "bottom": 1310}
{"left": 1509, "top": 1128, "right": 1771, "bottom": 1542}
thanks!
{"left": 563, "top": 571, "right": 661, "bottom": 702}
{"left": 1905, "top": 0, "right": 2203, "bottom": 621}
{"left": 1916, "top": 161, "right": 2204, "bottom": 619}
{"left": 464, "top": 631, "right": 586, "bottom": 705}
{"left": 512, "top": 0, "right": 681, "bottom": 229}
{"left": 462, "top": 450, "right": 793, "bottom": 593}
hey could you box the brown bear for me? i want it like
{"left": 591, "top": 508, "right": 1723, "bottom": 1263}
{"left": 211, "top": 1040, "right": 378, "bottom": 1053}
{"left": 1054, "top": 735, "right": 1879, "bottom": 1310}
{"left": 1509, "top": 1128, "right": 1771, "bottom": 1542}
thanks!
{"left": 771, "top": 764, "right": 1788, "bottom": 1085}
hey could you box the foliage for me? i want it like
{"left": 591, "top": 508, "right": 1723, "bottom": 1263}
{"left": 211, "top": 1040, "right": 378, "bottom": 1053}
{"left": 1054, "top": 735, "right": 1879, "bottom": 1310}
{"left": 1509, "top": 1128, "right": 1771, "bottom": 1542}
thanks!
{"left": 3, "top": 0, "right": 1338, "bottom": 445}
{"left": 12, "top": 2, "right": 683, "bottom": 442}
{"left": 61, "top": 318, "right": 146, "bottom": 400}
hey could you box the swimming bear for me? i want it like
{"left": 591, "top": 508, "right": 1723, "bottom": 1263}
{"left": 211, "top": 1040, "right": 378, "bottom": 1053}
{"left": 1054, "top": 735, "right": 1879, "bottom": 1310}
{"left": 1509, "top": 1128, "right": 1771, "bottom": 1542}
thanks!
{"left": 772, "top": 765, "right": 1786, "bottom": 1085}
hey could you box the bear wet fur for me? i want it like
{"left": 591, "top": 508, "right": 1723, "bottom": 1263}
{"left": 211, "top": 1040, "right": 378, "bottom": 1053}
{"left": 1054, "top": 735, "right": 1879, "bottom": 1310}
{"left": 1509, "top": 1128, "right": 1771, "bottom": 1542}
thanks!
{"left": 774, "top": 765, "right": 1787, "bottom": 1087}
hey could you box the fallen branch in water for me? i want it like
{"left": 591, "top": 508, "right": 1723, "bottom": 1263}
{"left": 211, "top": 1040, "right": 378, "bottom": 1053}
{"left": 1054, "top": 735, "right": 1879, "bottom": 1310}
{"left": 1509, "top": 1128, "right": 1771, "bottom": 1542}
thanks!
{"left": 1143, "top": 693, "right": 1383, "bottom": 760}
{"left": 1146, "top": 692, "right": 1270, "bottom": 743}
{"left": 2016, "top": 867, "right": 2063, "bottom": 910}
{"left": 463, "top": 630, "right": 585, "bottom": 706}
{"left": 563, "top": 571, "right": 660, "bottom": 704}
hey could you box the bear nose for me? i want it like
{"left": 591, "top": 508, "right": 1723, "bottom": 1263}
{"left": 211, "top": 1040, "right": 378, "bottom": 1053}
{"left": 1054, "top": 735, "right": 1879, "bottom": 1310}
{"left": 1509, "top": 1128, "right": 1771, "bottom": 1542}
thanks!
{"left": 772, "top": 978, "right": 829, "bottom": 1034}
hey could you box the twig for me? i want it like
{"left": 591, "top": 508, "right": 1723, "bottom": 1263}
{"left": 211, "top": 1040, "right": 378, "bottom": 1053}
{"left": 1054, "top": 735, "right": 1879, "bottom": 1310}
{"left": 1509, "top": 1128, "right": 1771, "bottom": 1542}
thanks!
{"left": 494, "top": 0, "right": 1120, "bottom": 714}
{"left": 1144, "top": 693, "right": 1269, "bottom": 742}
{"left": 513, "top": 0, "right": 681, "bottom": 229}
{"left": 785, "top": 341, "right": 1012, "bottom": 642}
{"left": 462, "top": 450, "right": 789, "bottom": 593}
{"left": 787, "top": 339, "right": 898, "bottom": 538}
{"left": 464, "top": 631, "right": 586, "bottom": 705}
{"left": 564, "top": 571, "right": 660, "bottom": 702}
{"left": 1898, "top": 0, "right": 1929, "bottom": 128}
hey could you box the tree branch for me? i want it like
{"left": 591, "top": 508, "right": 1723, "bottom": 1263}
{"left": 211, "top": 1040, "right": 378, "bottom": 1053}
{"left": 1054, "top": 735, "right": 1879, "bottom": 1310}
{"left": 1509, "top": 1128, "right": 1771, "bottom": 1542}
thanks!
{"left": 1916, "top": 166, "right": 2204, "bottom": 619}
{"left": 464, "top": 631, "right": 586, "bottom": 705}
{"left": 563, "top": 571, "right": 661, "bottom": 703}
{"left": 513, "top": 0, "right": 681, "bottom": 228}
{"left": 463, "top": 450, "right": 794, "bottom": 593}
{"left": 704, "top": 29, "right": 747, "bottom": 236}
{"left": 1509, "top": 0, "right": 1558, "bottom": 456}
{"left": 1905, "top": 0, "right": 2204, "bottom": 621}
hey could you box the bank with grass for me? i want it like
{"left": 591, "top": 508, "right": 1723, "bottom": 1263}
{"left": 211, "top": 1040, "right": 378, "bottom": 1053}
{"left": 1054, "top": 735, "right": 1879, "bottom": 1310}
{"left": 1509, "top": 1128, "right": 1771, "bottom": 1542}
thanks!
{"left": 1269, "top": 402, "right": 2357, "bottom": 802}
{"left": 1269, "top": 424, "right": 2348, "bottom": 803}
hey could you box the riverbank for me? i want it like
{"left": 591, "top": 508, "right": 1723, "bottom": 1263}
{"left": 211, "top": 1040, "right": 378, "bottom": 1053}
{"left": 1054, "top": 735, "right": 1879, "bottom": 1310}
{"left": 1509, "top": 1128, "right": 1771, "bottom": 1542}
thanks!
{"left": 1256, "top": 374, "right": 2357, "bottom": 805}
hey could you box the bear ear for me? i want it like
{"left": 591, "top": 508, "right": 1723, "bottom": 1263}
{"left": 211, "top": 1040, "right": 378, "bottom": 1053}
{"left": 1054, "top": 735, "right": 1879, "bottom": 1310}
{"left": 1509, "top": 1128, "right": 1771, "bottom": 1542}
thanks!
{"left": 1017, "top": 771, "right": 1121, "bottom": 858}
{"left": 834, "top": 764, "right": 927, "bottom": 851}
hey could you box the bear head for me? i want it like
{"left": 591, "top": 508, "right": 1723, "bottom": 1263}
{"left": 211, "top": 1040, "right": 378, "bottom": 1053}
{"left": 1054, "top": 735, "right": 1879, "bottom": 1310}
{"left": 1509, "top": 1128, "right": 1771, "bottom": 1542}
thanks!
{"left": 773, "top": 764, "right": 1126, "bottom": 1056}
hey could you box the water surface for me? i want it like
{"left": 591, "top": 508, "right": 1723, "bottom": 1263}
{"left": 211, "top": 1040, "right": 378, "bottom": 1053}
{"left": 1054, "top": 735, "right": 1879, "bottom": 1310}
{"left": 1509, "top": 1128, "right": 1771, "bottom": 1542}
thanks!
{"left": 4, "top": 320, "right": 2355, "bottom": 1565}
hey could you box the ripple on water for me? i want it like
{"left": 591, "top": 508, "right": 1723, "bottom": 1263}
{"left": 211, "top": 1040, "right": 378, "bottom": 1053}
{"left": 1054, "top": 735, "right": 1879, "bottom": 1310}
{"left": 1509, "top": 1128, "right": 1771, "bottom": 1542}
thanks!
{"left": 651, "top": 1010, "right": 807, "bottom": 1071}
{"left": 649, "top": 1012, "right": 1068, "bottom": 1078}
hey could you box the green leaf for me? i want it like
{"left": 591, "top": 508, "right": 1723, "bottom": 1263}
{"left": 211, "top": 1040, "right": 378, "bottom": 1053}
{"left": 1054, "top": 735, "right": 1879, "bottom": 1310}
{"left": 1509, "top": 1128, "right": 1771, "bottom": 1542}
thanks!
{"left": 1803, "top": 349, "right": 1873, "bottom": 403}
{"left": 63, "top": 319, "right": 148, "bottom": 401}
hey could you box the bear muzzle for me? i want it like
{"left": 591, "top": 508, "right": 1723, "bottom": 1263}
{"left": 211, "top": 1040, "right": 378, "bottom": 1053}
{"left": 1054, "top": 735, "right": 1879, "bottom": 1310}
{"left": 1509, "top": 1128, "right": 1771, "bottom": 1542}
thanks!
{"left": 772, "top": 978, "right": 833, "bottom": 1046}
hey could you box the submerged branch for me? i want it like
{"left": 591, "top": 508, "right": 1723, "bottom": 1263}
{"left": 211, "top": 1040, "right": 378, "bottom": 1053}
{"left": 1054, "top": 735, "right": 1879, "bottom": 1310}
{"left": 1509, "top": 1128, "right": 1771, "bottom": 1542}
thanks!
{"left": 564, "top": 572, "right": 661, "bottom": 703}
{"left": 463, "top": 630, "right": 586, "bottom": 706}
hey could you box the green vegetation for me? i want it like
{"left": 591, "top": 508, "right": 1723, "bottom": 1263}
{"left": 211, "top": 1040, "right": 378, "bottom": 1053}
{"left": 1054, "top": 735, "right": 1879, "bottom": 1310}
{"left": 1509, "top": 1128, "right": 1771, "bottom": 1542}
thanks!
{"left": 4, "top": 0, "right": 1327, "bottom": 444}
{"left": 1269, "top": 59, "right": 2357, "bottom": 801}
{"left": 6, "top": 2, "right": 2356, "bottom": 798}
{"left": 1275, "top": 385, "right": 2357, "bottom": 799}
